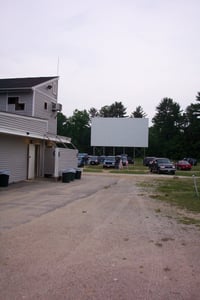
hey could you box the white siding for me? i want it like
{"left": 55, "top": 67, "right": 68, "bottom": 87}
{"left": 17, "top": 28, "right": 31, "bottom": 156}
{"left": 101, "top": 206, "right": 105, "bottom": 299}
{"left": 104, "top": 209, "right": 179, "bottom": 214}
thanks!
{"left": 44, "top": 147, "right": 78, "bottom": 178}
{"left": 34, "top": 90, "right": 57, "bottom": 134}
{"left": 0, "top": 94, "right": 7, "bottom": 111}
{"left": 37, "top": 79, "right": 58, "bottom": 100}
{"left": 0, "top": 112, "right": 48, "bottom": 136}
{"left": 57, "top": 148, "right": 78, "bottom": 176}
{"left": 0, "top": 134, "right": 27, "bottom": 183}
{"left": 0, "top": 92, "right": 33, "bottom": 116}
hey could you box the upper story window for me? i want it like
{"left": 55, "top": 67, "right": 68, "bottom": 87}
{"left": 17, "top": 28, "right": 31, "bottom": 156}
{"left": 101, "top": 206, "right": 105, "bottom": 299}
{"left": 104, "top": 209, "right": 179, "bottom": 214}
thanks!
{"left": 44, "top": 102, "right": 47, "bottom": 110}
{"left": 8, "top": 97, "right": 25, "bottom": 110}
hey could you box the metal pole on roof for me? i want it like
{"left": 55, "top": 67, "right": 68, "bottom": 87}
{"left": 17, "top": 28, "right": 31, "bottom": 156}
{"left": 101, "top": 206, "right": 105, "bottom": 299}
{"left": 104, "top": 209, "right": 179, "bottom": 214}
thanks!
{"left": 57, "top": 57, "right": 59, "bottom": 75}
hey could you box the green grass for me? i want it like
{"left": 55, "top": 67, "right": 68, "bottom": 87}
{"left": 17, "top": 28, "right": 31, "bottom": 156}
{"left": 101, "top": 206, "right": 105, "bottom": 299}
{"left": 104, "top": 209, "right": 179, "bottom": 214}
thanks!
{"left": 83, "top": 159, "right": 200, "bottom": 224}
{"left": 138, "top": 176, "right": 200, "bottom": 226}
{"left": 83, "top": 158, "right": 200, "bottom": 177}
{"left": 83, "top": 166, "right": 103, "bottom": 172}
{"left": 178, "top": 216, "right": 200, "bottom": 226}
{"left": 139, "top": 177, "right": 200, "bottom": 213}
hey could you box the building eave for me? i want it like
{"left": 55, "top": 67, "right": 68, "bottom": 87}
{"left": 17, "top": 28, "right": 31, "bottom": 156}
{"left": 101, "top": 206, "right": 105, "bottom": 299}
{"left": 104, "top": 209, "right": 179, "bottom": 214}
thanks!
{"left": 0, "top": 128, "right": 71, "bottom": 144}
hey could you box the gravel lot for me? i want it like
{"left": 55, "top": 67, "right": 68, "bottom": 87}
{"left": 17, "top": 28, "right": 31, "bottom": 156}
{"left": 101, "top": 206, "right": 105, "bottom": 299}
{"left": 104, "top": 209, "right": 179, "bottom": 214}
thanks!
{"left": 0, "top": 173, "right": 200, "bottom": 300}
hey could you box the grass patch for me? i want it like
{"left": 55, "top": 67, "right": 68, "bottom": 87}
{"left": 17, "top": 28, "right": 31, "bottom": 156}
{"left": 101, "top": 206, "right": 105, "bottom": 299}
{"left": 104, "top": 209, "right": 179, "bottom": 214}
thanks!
{"left": 139, "top": 177, "right": 200, "bottom": 213}
{"left": 83, "top": 167, "right": 103, "bottom": 173}
{"left": 156, "top": 178, "right": 200, "bottom": 212}
{"left": 110, "top": 169, "right": 149, "bottom": 175}
{"left": 84, "top": 159, "right": 200, "bottom": 177}
{"left": 178, "top": 216, "right": 200, "bottom": 226}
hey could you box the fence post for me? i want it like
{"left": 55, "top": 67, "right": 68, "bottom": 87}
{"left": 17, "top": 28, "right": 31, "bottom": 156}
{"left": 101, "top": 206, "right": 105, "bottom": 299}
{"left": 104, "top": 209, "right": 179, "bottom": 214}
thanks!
{"left": 192, "top": 175, "right": 199, "bottom": 198}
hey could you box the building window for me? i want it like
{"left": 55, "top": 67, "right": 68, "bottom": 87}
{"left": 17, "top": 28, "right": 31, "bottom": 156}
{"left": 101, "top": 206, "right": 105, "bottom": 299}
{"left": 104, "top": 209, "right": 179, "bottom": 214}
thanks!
{"left": 8, "top": 96, "right": 25, "bottom": 111}
{"left": 8, "top": 97, "right": 18, "bottom": 105}
{"left": 16, "top": 103, "right": 25, "bottom": 110}
{"left": 44, "top": 102, "right": 47, "bottom": 110}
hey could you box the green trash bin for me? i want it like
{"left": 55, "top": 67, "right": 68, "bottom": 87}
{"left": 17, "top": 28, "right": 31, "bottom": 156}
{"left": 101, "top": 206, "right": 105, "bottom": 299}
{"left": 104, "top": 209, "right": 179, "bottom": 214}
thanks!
{"left": 75, "top": 168, "right": 82, "bottom": 179}
{"left": 62, "top": 171, "right": 71, "bottom": 183}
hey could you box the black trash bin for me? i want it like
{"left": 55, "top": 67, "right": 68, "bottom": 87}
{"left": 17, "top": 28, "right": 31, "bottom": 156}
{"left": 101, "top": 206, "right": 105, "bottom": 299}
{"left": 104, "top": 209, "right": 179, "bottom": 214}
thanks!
{"left": 75, "top": 168, "right": 82, "bottom": 179}
{"left": 69, "top": 168, "right": 76, "bottom": 181}
{"left": 62, "top": 171, "right": 71, "bottom": 183}
{"left": 0, "top": 170, "right": 10, "bottom": 187}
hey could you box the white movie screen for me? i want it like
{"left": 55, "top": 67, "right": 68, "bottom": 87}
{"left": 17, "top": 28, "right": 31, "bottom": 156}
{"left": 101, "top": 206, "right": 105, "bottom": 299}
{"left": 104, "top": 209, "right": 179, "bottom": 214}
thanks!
{"left": 91, "top": 118, "right": 149, "bottom": 147}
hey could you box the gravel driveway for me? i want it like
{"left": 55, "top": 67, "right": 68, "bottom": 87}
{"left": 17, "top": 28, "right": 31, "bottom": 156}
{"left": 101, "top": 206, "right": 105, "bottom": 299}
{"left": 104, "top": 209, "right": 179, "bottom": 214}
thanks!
{"left": 0, "top": 173, "right": 200, "bottom": 300}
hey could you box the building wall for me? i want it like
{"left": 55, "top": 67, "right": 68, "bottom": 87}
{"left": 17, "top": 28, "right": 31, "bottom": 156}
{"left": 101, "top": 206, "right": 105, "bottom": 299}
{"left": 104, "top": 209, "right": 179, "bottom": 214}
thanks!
{"left": 0, "top": 79, "right": 59, "bottom": 136}
{"left": 36, "top": 79, "right": 58, "bottom": 101}
{"left": 57, "top": 148, "right": 78, "bottom": 177}
{"left": 33, "top": 78, "right": 59, "bottom": 135}
{"left": 43, "top": 147, "right": 78, "bottom": 178}
{"left": 0, "top": 134, "right": 28, "bottom": 183}
{"left": 0, "top": 112, "right": 48, "bottom": 136}
{"left": 44, "top": 148, "right": 55, "bottom": 176}
{"left": 0, "top": 91, "right": 33, "bottom": 116}
{"left": 34, "top": 89, "right": 57, "bottom": 134}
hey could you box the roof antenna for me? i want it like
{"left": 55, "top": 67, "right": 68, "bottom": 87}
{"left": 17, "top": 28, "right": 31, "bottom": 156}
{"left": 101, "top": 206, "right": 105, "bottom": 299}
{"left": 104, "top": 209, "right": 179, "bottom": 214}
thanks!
{"left": 57, "top": 56, "right": 59, "bottom": 76}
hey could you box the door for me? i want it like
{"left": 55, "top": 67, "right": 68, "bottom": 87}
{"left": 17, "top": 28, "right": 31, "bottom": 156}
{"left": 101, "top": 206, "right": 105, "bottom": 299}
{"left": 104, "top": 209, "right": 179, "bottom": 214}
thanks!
{"left": 28, "top": 144, "right": 35, "bottom": 179}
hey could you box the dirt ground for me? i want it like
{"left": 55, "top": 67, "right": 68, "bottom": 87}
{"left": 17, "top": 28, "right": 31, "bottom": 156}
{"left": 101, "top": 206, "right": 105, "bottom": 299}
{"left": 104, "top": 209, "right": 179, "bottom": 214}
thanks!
{"left": 0, "top": 173, "right": 200, "bottom": 300}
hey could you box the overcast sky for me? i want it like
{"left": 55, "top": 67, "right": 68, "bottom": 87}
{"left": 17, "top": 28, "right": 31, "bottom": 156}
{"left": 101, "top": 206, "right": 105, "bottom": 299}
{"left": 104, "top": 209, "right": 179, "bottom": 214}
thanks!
{"left": 1, "top": 0, "right": 200, "bottom": 122}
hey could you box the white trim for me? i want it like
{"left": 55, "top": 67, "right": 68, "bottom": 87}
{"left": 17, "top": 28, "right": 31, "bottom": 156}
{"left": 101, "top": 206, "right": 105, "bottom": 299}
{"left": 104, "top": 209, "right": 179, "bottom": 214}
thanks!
{"left": 0, "top": 128, "right": 71, "bottom": 144}
{"left": 0, "top": 127, "right": 46, "bottom": 139}
{"left": 44, "top": 134, "right": 72, "bottom": 144}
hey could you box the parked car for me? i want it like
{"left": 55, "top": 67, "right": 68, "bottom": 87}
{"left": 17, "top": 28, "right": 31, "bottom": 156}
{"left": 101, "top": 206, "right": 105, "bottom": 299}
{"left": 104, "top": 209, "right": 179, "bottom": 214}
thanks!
{"left": 88, "top": 156, "right": 100, "bottom": 165}
{"left": 127, "top": 156, "right": 134, "bottom": 164}
{"left": 99, "top": 155, "right": 106, "bottom": 164}
{"left": 103, "top": 156, "right": 116, "bottom": 168}
{"left": 78, "top": 153, "right": 88, "bottom": 165}
{"left": 78, "top": 157, "right": 85, "bottom": 167}
{"left": 143, "top": 157, "right": 156, "bottom": 166}
{"left": 150, "top": 158, "right": 176, "bottom": 175}
{"left": 183, "top": 157, "right": 197, "bottom": 166}
{"left": 176, "top": 160, "right": 192, "bottom": 170}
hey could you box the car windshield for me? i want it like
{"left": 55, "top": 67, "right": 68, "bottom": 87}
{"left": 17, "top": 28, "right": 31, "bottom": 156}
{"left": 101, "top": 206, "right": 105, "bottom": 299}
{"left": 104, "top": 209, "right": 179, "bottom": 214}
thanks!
{"left": 157, "top": 159, "right": 170, "bottom": 164}
{"left": 106, "top": 156, "right": 115, "bottom": 161}
{"left": 179, "top": 161, "right": 189, "bottom": 165}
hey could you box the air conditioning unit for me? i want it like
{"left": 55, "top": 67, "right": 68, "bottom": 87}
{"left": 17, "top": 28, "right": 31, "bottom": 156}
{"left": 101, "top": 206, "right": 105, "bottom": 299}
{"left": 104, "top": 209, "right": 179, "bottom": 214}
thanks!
{"left": 52, "top": 103, "right": 62, "bottom": 112}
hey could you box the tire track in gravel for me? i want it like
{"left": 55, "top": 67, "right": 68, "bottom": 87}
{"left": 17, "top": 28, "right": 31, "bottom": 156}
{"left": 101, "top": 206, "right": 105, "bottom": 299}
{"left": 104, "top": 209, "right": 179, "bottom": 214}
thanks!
{"left": 1, "top": 174, "right": 200, "bottom": 300}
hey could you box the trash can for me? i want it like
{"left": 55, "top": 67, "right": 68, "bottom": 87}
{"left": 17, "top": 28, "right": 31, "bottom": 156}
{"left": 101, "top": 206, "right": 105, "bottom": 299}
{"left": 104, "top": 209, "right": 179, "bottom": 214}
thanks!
{"left": 75, "top": 168, "right": 82, "bottom": 179}
{"left": 0, "top": 170, "right": 10, "bottom": 187}
{"left": 68, "top": 168, "right": 76, "bottom": 181}
{"left": 62, "top": 171, "right": 71, "bottom": 183}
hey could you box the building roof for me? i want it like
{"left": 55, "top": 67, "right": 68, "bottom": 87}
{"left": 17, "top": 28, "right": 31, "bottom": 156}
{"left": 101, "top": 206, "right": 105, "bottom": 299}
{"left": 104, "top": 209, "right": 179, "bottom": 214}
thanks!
{"left": 0, "top": 76, "right": 58, "bottom": 90}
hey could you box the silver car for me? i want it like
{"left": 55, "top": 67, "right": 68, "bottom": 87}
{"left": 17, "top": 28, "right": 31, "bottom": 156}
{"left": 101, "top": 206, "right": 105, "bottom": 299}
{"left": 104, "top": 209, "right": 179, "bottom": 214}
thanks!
{"left": 103, "top": 156, "right": 116, "bottom": 168}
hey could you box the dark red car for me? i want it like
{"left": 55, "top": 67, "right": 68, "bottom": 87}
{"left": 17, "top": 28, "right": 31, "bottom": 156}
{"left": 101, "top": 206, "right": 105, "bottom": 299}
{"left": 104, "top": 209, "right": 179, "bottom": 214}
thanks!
{"left": 176, "top": 160, "right": 192, "bottom": 170}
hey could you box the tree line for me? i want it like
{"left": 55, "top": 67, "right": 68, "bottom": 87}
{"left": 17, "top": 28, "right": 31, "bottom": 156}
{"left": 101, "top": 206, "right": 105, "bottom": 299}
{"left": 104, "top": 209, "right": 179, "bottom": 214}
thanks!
{"left": 57, "top": 94, "right": 200, "bottom": 159}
